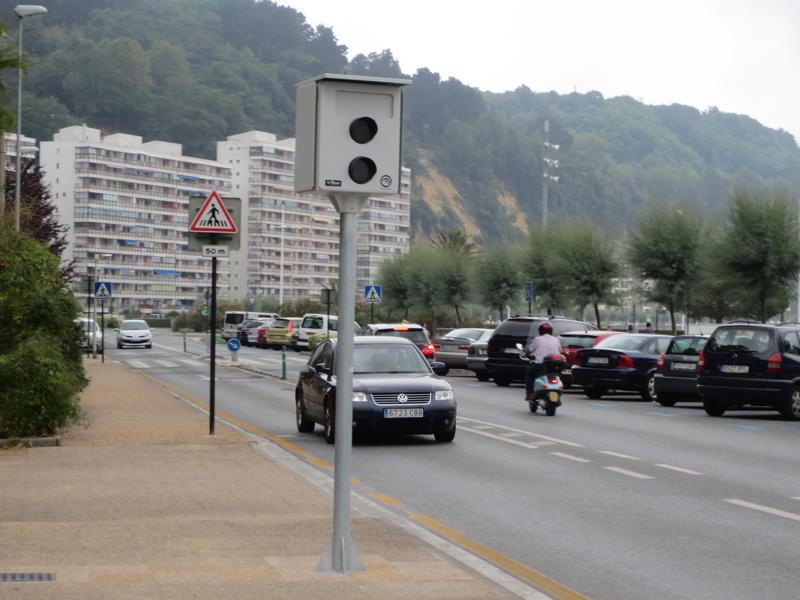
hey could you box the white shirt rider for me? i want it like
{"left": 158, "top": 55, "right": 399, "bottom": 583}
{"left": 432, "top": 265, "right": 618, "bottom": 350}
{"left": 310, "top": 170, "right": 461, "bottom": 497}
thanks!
{"left": 525, "top": 333, "right": 562, "bottom": 363}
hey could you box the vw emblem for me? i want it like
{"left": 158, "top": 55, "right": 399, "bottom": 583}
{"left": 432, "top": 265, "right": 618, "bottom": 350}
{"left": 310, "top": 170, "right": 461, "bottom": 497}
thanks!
{"left": 397, "top": 393, "right": 409, "bottom": 404}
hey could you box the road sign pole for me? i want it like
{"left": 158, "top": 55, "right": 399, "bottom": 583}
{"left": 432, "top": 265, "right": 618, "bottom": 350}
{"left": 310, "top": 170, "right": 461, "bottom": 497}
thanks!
{"left": 318, "top": 195, "right": 365, "bottom": 573}
{"left": 370, "top": 302, "right": 374, "bottom": 324}
{"left": 86, "top": 276, "right": 93, "bottom": 358}
{"left": 101, "top": 299, "right": 105, "bottom": 364}
{"left": 209, "top": 254, "right": 217, "bottom": 436}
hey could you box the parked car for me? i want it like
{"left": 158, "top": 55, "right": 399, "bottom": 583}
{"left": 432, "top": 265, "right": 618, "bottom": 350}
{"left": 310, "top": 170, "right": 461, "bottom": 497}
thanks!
{"left": 485, "top": 316, "right": 595, "bottom": 387}
{"left": 359, "top": 323, "right": 436, "bottom": 361}
{"left": 466, "top": 338, "right": 491, "bottom": 381}
{"left": 291, "top": 314, "right": 342, "bottom": 351}
{"left": 252, "top": 321, "right": 277, "bottom": 348}
{"left": 432, "top": 328, "right": 494, "bottom": 375}
{"left": 239, "top": 318, "right": 272, "bottom": 346}
{"left": 222, "top": 311, "right": 280, "bottom": 340}
{"left": 75, "top": 317, "right": 103, "bottom": 353}
{"left": 653, "top": 335, "right": 708, "bottom": 406}
{"left": 571, "top": 334, "right": 672, "bottom": 400}
{"left": 295, "top": 336, "right": 456, "bottom": 443}
{"left": 559, "top": 330, "right": 622, "bottom": 388}
{"left": 266, "top": 317, "right": 302, "bottom": 348}
{"left": 697, "top": 324, "right": 800, "bottom": 419}
{"left": 116, "top": 319, "right": 152, "bottom": 349}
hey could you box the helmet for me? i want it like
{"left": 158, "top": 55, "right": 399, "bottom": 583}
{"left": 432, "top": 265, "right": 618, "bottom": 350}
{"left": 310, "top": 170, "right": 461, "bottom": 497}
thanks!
{"left": 538, "top": 322, "right": 553, "bottom": 336}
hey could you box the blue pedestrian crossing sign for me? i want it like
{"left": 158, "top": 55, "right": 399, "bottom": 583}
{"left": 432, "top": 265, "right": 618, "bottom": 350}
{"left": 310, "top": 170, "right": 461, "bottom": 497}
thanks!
{"left": 94, "top": 281, "right": 113, "bottom": 299}
{"left": 524, "top": 281, "right": 534, "bottom": 302}
{"left": 363, "top": 284, "right": 382, "bottom": 304}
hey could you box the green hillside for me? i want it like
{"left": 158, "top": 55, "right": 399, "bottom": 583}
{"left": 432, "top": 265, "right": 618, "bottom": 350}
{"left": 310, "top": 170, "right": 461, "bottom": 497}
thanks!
{"left": 6, "top": 0, "right": 799, "bottom": 241}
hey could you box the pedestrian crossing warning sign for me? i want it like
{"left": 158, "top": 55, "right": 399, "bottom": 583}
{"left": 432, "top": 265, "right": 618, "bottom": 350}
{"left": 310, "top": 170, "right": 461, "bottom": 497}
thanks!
{"left": 94, "top": 281, "right": 113, "bottom": 299}
{"left": 363, "top": 284, "right": 382, "bottom": 304}
{"left": 188, "top": 191, "right": 238, "bottom": 233}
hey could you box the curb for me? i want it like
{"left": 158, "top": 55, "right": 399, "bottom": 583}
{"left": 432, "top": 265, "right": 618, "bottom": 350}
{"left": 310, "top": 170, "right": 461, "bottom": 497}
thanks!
{"left": 0, "top": 435, "right": 60, "bottom": 448}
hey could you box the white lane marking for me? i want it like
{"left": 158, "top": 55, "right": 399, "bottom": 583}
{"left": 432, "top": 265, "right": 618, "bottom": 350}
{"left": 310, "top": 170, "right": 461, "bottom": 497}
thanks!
{"left": 458, "top": 416, "right": 583, "bottom": 447}
{"left": 459, "top": 426, "right": 540, "bottom": 449}
{"left": 126, "top": 360, "right": 149, "bottom": 369}
{"left": 180, "top": 359, "right": 205, "bottom": 367}
{"left": 792, "top": 497, "right": 800, "bottom": 502}
{"left": 603, "top": 466, "right": 654, "bottom": 480}
{"left": 472, "top": 425, "right": 495, "bottom": 430}
{"left": 725, "top": 499, "right": 800, "bottom": 523}
{"left": 155, "top": 360, "right": 178, "bottom": 368}
{"left": 551, "top": 452, "right": 591, "bottom": 463}
{"left": 599, "top": 450, "right": 642, "bottom": 461}
{"left": 501, "top": 432, "right": 525, "bottom": 438}
{"left": 655, "top": 463, "right": 703, "bottom": 476}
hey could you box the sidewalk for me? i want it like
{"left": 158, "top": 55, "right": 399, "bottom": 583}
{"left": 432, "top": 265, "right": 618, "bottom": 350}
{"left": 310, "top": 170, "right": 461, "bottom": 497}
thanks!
{"left": 0, "top": 360, "right": 515, "bottom": 599}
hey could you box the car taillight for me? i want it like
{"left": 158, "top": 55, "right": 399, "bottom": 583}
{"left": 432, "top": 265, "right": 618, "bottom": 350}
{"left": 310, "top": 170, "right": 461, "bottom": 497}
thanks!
{"left": 458, "top": 344, "right": 469, "bottom": 350}
{"left": 656, "top": 353, "right": 665, "bottom": 372}
{"left": 697, "top": 352, "right": 705, "bottom": 374}
{"left": 467, "top": 347, "right": 475, "bottom": 356}
{"left": 768, "top": 353, "right": 782, "bottom": 376}
{"left": 287, "top": 322, "right": 293, "bottom": 332}
{"left": 433, "top": 343, "right": 441, "bottom": 350}
{"left": 617, "top": 354, "right": 635, "bottom": 369}
{"left": 421, "top": 344, "right": 435, "bottom": 357}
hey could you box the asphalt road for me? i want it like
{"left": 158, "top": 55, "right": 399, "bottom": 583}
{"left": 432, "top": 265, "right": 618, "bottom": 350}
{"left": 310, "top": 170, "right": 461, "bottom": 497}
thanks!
{"left": 104, "top": 331, "right": 800, "bottom": 600}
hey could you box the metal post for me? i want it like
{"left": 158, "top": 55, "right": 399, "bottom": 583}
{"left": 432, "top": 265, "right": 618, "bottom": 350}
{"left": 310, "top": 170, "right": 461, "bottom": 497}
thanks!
{"left": 100, "top": 299, "right": 105, "bottom": 363}
{"left": 528, "top": 299, "right": 532, "bottom": 315}
{"left": 209, "top": 255, "right": 217, "bottom": 436}
{"left": 370, "top": 302, "right": 374, "bottom": 324}
{"left": 86, "top": 276, "right": 92, "bottom": 358}
{"left": 279, "top": 200, "right": 285, "bottom": 307}
{"left": 318, "top": 195, "right": 366, "bottom": 573}
{"left": 281, "top": 346, "right": 287, "bottom": 380}
{"left": 542, "top": 119, "right": 549, "bottom": 227}
{"left": 183, "top": 331, "right": 187, "bottom": 353}
{"left": 14, "top": 18, "right": 22, "bottom": 232}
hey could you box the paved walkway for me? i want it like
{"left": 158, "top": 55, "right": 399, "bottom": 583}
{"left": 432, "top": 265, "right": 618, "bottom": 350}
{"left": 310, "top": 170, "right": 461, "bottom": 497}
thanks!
{"left": 0, "top": 360, "right": 513, "bottom": 599}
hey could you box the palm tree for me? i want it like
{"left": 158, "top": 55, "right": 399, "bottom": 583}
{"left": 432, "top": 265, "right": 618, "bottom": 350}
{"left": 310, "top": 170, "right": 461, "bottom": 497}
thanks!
{"left": 431, "top": 230, "right": 477, "bottom": 256}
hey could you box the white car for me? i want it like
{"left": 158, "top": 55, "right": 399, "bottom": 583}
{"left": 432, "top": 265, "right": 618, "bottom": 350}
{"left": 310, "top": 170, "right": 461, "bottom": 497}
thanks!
{"left": 116, "top": 320, "right": 152, "bottom": 349}
{"left": 75, "top": 317, "right": 103, "bottom": 354}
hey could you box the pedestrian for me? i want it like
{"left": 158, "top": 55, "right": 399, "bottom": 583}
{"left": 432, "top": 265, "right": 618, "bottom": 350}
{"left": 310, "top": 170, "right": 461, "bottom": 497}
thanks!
{"left": 639, "top": 321, "right": 654, "bottom": 334}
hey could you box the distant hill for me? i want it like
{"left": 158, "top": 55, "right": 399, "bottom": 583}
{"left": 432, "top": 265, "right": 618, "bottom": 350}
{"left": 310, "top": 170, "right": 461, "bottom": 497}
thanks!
{"left": 7, "top": 0, "right": 799, "bottom": 242}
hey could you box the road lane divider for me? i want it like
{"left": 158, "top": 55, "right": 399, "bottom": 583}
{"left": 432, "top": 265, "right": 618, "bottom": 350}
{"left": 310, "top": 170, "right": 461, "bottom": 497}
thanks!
{"left": 724, "top": 499, "right": 800, "bottom": 523}
{"left": 598, "top": 450, "right": 642, "bottom": 461}
{"left": 602, "top": 466, "right": 654, "bottom": 480}
{"left": 550, "top": 452, "right": 591, "bottom": 463}
{"left": 459, "top": 426, "right": 542, "bottom": 449}
{"left": 458, "top": 416, "right": 584, "bottom": 447}
{"left": 654, "top": 464, "right": 703, "bottom": 476}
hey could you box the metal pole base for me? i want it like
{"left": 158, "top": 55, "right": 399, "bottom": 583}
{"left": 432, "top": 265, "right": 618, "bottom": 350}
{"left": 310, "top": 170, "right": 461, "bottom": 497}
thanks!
{"left": 316, "top": 533, "right": 363, "bottom": 573}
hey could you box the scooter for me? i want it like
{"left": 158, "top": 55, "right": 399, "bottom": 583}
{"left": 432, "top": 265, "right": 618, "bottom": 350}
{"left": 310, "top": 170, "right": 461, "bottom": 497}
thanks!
{"left": 516, "top": 343, "right": 566, "bottom": 416}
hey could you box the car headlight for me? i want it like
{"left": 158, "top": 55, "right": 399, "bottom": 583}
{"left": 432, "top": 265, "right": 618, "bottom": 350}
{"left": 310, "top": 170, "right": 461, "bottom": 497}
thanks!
{"left": 352, "top": 392, "right": 368, "bottom": 403}
{"left": 435, "top": 390, "right": 454, "bottom": 401}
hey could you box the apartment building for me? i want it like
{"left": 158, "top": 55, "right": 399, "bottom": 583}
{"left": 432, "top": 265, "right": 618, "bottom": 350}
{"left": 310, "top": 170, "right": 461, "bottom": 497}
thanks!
{"left": 218, "top": 130, "right": 410, "bottom": 302}
{"left": 4, "top": 132, "right": 37, "bottom": 166}
{"left": 41, "top": 125, "right": 233, "bottom": 313}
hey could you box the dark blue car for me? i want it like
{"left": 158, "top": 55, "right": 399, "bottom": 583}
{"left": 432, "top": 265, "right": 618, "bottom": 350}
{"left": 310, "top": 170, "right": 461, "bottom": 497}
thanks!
{"left": 572, "top": 334, "right": 672, "bottom": 401}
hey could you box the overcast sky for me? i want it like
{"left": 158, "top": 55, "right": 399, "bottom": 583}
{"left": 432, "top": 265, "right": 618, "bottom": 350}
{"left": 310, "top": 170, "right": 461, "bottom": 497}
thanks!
{"left": 285, "top": 0, "right": 800, "bottom": 143}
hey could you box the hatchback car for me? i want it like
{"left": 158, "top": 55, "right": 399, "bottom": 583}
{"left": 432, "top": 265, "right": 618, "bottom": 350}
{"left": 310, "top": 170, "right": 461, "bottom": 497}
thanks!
{"left": 433, "top": 328, "right": 494, "bottom": 375}
{"left": 360, "top": 323, "right": 436, "bottom": 361}
{"left": 697, "top": 324, "right": 800, "bottom": 419}
{"left": 653, "top": 335, "right": 708, "bottom": 406}
{"left": 560, "top": 330, "right": 621, "bottom": 388}
{"left": 75, "top": 317, "right": 103, "bottom": 353}
{"left": 465, "top": 333, "right": 496, "bottom": 381}
{"left": 295, "top": 336, "right": 456, "bottom": 443}
{"left": 116, "top": 320, "right": 152, "bottom": 349}
{"left": 266, "top": 317, "right": 302, "bottom": 348}
{"left": 572, "top": 334, "right": 672, "bottom": 400}
{"left": 486, "top": 316, "right": 595, "bottom": 386}
{"left": 239, "top": 319, "right": 271, "bottom": 346}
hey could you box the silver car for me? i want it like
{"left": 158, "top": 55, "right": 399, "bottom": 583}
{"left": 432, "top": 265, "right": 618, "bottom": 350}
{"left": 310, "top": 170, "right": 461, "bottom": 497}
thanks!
{"left": 75, "top": 318, "right": 103, "bottom": 354}
{"left": 433, "top": 328, "right": 494, "bottom": 374}
{"left": 116, "top": 320, "right": 152, "bottom": 349}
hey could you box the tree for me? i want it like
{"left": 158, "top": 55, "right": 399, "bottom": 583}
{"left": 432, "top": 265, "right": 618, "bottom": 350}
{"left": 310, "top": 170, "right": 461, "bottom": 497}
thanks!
{"left": 474, "top": 246, "right": 522, "bottom": 318}
{"left": 720, "top": 188, "right": 800, "bottom": 322}
{"left": 434, "top": 250, "right": 471, "bottom": 326}
{"left": 378, "top": 253, "right": 413, "bottom": 319}
{"left": 523, "top": 226, "right": 567, "bottom": 316}
{"left": 628, "top": 206, "right": 704, "bottom": 334}
{"left": 557, "top": 224, "right": 619, "bottom": 328}
{"left": 431, "top": 230, "right": 477, "bottom": 256}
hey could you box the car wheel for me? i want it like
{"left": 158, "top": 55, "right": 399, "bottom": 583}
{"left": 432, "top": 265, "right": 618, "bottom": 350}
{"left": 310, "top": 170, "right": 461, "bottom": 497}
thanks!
{"left": 476, "top": 372, "right": 490, "bottom": 382}
{"left": 778, "top": 387, "right": 800, "bottom": 421}
{"left": 641, "top": 373, "right": 658, "bottom": 402}
{"left": 434, "top": 426, "right": 456, "bottom": 443}
{"left": 116, "top": 342, "right": 122, "bottom": 349}
{"left": 703, "top": 400, "right": 726, "bottom": 417}
{"left": 145, "top": 344, "right": 152, "bottom": 349}
{"left": 323, "top": 399, "right": 335, "bottom": 444}
{"left": 584, "top": 387, "right": 605, "bottom": 400}
{"left": 494, "top": 376, "right": 511, "bottom": 387}
{"left": 657, "top": 393, "right": 677, "bottom": 407}
{"left": 296, "top": 391, "right": 315, "bottom": 433}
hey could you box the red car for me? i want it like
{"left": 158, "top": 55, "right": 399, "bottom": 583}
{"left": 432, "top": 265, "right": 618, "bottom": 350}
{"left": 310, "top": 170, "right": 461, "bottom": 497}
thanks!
{"left": 560, "top": 330, "right": 622, "bottom": 387}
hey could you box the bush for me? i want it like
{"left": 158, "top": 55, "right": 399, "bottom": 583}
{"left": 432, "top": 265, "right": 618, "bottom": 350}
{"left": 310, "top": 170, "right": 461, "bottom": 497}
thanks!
{"left": 144, "top": 318, "right": 171, "bottom": 328}
{"left": 0, "top": 230, "right": 86, "bottom": 438}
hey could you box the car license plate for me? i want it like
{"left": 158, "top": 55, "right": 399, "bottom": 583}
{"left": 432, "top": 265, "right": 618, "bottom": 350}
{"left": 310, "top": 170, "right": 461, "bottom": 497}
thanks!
{"left": 384, "top": 408, "right": 423, "bottom": 418}
{"left": 720, "top": 364, "right": 749, "bottom": 374}
{"left": 548, "top": 391, "right": 560, "bottom": 402}
{"left": 505, "top": 347, "right": 520, "bottom": 354}
{"left": 444, "top": 344, "right": 458, "bottom": 352}
{"left": 588, "top": 357, "right": 609, "bottom": 365}
{"left": 562, "top": 368, "right": 571, "bottom": 375}
{"left": 672, "top": 362, "right": 696, "bottom": 371}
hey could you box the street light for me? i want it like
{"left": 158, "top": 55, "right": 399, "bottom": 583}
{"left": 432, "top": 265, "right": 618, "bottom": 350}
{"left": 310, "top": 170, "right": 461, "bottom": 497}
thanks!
{"left": 13, "top": 4, "right": 46, "bottom": 233}
{"left": 542, "top": 119, "right": 560, "bottom": 226}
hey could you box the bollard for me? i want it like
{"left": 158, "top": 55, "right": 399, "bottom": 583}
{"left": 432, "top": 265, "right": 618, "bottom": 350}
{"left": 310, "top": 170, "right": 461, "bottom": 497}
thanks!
{"left": 281, "top": 346, "right": 287, "bottom": 380}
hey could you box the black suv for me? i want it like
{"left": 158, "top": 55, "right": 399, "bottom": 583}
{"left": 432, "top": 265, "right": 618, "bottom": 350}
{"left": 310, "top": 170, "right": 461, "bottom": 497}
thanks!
{"left": 485, "top": 316, "right": 595, "bottom": 387}
{"left": 697, "top": 324, "right": 800, "bottom": 419}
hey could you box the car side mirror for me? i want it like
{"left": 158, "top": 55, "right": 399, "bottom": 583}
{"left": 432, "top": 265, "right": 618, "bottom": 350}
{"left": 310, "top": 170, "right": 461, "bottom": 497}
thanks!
{"left": 431, "top": 361, "right": 447, "bottom": 376}
{"left": 314, "top": 362, "right": 329, "bottom": 375}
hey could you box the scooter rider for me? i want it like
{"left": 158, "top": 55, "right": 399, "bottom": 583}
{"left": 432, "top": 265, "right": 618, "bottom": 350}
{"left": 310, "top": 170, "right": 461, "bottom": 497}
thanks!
{"left": 524, "top": 322, "right": 562, "bottom": 402}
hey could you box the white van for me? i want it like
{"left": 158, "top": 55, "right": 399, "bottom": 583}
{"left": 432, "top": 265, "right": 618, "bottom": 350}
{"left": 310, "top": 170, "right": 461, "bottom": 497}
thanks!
{"left": 290, "top": 314, "right": 360, "bottom": 351}
{"left": 222, "top": 311, "right": 280, "bottom": 340}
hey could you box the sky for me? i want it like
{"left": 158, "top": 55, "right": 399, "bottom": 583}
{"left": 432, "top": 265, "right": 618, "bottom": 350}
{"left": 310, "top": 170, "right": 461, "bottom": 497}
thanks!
{"left": 284, "top": 0, "right": 800, "bottom": 143}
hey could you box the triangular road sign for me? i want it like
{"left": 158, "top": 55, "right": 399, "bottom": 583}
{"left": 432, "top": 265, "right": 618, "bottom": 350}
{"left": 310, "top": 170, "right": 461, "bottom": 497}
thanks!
{"left": 94, "top": 282, "right": 112, "bottom": 298}
{"left": 189, "top": 191, "right": 238, "bottom": 233}
{"left": 364, "top": 285, "right": 382, "bottom": 303}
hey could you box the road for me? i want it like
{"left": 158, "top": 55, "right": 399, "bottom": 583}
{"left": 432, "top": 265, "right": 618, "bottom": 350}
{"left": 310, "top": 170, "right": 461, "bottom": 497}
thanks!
{"left": 104, "top": 331, "right": 800, "bottom": 600}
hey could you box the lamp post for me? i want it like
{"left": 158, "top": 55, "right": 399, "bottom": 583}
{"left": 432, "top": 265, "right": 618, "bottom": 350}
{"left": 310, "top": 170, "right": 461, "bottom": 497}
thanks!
{"left": 13, "top": 5, "right": 46, "bottom": 232}
{"left": 279, "top": 199, "right": 285, "bottom": 307}
{"left": 541, "top": 119, "right": 560, "bottom": 226}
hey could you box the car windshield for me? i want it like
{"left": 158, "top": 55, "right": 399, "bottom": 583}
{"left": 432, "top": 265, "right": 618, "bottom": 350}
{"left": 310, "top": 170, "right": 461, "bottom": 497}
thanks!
{"left": 667, "top": 336, "right": 707, "bottom": 355}
{"left": 445, "top": 328, "right": 482, "bottom": 340}
{"left": 302, "top": 316, "right": 324, "bottom": 329}
{"left": 495, "top": 319, "right": 537, "bottom": 337}
{"left": 561, "top": 334, "right": 596, "bottom": 349}
{"left": 707, "top": 328, "right": 773, "bottom": 353}
{"left": 121, "top": 321, "right": 148, "bottom": 331}
{"left": 353, "top": 344, "right": 430, "bottom": 374}
{"left": 376, "top": 328, "right": 428, "bottom": 343}
{"left": 595, "top": 335, "right": 649, "bottom": 351}
{"left": 225, "top": 313, "right": 244, "bottom": 325}
{"left": 272, "top": 319, "right": 289, "bottom": 328}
